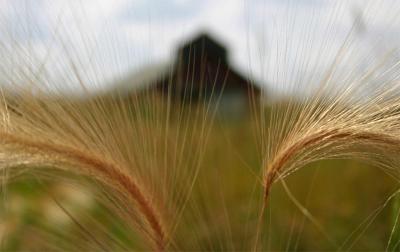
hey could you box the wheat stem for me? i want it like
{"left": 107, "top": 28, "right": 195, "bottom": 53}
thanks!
{"left": 257, "top": 129, "right": 400, "bottom": 247}
{"left": 265, "top": 130, "right": 400, "bottom": 195}
{"left": 0, "top": 132, "right": 166, "bottom": 251}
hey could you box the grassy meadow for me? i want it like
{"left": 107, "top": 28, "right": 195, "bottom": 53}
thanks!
{"left": 0, "top": 97, "right": 399, "bottom": 251}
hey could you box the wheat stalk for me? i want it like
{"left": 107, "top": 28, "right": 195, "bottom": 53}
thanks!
{"left": 253, "top": 37, "right": 400, "bottom": 248}
{"left": 0, "top": 131, "right": 166, "bottom": 250}
{"left": 0, "top": 73, "right": 218, "bottom": 250}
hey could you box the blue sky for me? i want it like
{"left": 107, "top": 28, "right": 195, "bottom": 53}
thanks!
{"left": 0, "top": 0, "right": 400, "bottom": 96}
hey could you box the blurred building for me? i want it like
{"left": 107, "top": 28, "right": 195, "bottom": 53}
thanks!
{"left": 111, "top": 32, "right": 262, "bottom": 116}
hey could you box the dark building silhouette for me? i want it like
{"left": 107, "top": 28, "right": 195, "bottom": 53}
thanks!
{"left": 111, "top": 32, "right": 262, "bottom": 115}
{"left": 158, "top": 33, "right": 260, "bottom": 105}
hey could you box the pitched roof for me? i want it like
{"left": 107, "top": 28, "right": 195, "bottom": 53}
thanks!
{"left": 106, "top": 32, "right": 263, "bottom": 95}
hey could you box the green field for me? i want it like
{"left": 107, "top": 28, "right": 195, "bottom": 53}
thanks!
{"left": 1, "top": 111, "right": 398, "bottom": 251}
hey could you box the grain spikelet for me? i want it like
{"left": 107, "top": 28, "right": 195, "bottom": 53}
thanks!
{"left": 0, "top": 79, "right": 219, "bottom": 250}
{"left": 254, "top": 9, "right": 400, "bottom": 248}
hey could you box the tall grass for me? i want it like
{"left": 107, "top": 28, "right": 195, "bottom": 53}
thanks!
{"left": 2, "top": 0, "right": 400, "bottom": 251}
